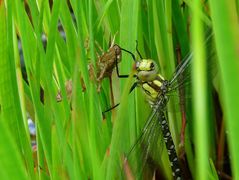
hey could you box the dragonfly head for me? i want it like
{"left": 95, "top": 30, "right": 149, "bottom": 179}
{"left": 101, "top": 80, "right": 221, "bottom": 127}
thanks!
{"left": 135, "top": 59, "right": 159, "bottom": 81}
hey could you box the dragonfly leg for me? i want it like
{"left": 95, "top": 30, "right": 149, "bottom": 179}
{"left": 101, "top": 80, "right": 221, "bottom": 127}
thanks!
{"left": 129, "top": 82, "right": 138, "bottom": 93}
{"left": 135, "top": 40, "right": 143, "bottom": 59}
{"left": 120, "top": 47, "right": 136, "bottom": 61}
{"left": 115, "top": 57, "right": 129, "bottom": 78}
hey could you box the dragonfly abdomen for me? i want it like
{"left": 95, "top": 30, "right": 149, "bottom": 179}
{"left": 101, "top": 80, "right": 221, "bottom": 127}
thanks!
{"left": 160, "top": 110, "right": 182, "bottom": 180}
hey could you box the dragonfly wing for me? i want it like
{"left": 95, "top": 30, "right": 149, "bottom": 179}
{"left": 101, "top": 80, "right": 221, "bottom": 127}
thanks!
{"left": 124, "top": 107, "right": 165, "bottom": 179}
{"left": 169, "top": 32, "right": 217, "bottom": 91}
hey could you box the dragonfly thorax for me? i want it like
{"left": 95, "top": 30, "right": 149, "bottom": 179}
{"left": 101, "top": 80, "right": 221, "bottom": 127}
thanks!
{"left": 140, "top": 75, "right": 168, "bottom": 105}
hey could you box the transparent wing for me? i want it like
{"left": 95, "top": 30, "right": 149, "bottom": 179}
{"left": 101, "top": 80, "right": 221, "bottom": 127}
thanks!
{"left": 123, "top": 104, "right": 165, "bottom": 179}
{"left": 169, "top": 32, "right": 216, "bottom": 92}
{"left": 169, "top": 50, "right": 192, "bottom": 88}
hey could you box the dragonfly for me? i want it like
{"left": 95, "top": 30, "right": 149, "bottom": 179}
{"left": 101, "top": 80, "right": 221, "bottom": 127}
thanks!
{"left": 117, "top": 34, "right": 215, "bottom": 179}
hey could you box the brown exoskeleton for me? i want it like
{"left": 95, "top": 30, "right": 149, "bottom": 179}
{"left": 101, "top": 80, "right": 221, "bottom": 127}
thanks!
{"left": 96, "top": 37, "right": 129, "bottom": 108}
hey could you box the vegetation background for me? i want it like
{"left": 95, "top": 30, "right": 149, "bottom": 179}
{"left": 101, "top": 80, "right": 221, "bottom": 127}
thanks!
{"left": 0, "top": 0, "right": 239, "bottom": 179}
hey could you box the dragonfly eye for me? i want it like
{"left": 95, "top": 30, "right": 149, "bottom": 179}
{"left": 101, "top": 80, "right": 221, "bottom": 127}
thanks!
{"left": 150, "top": 62, "right": 155, "bottom": 70}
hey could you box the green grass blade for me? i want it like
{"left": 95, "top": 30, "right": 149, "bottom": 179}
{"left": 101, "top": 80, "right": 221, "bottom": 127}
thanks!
{"left": 209, "top": 0, "right": 239, "bottom": 179}
{"left": 119, "top": 0, "right": 139, "bottom": 150}
{"left": 106, "top": 72, "right": 135, "bottom": 180}
{"left": 0, "top": 120, "right": 28, "bottom": 179}
{"left": 0, "top": 1, "right": 33, "bottom": 179}
{"left": 192, "top": 1, "right": 210, "bottom": 179}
